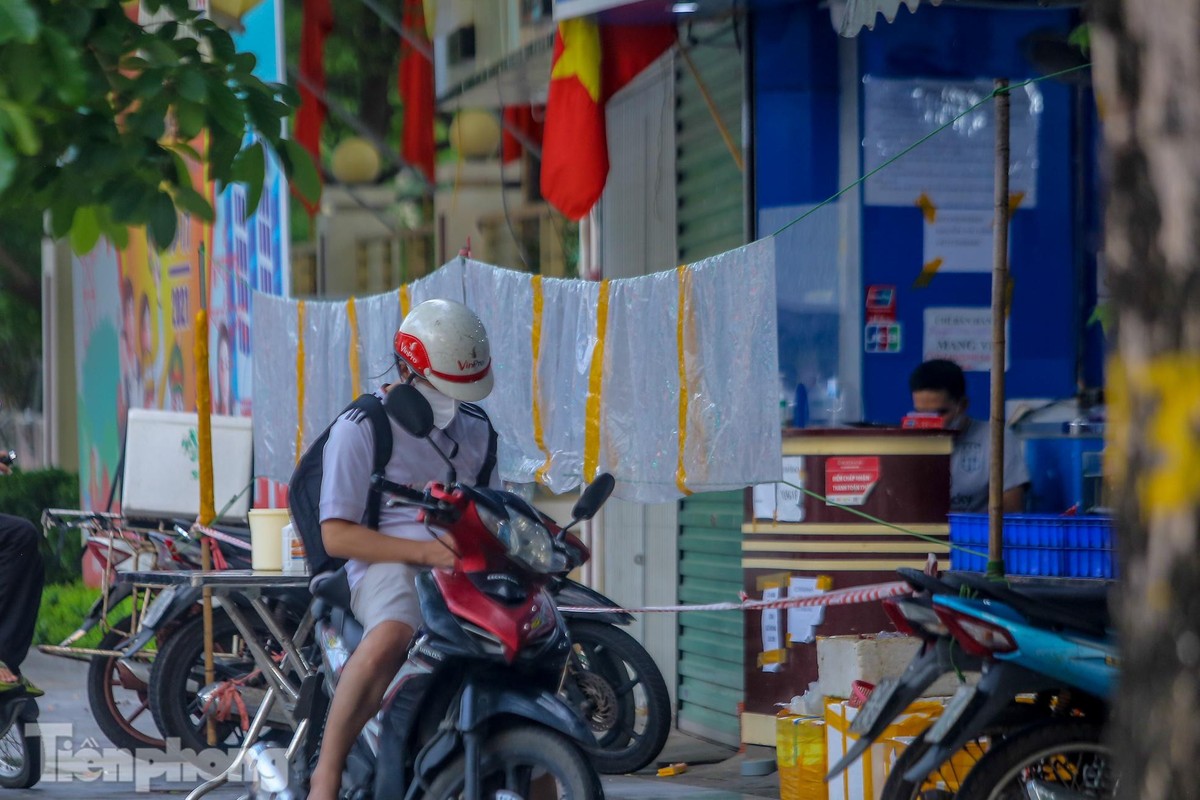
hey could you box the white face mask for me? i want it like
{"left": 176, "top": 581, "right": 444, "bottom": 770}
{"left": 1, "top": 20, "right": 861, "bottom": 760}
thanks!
{"left": 412, "top": 380, "right": 459, "bottom": 430}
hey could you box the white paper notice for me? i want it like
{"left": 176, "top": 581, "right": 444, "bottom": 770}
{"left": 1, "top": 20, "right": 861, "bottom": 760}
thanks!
{"left": 761, "top": 586, "right": 783, "bottom": 673}
{"left": 787, "top": 576, "right": 826, "bottom": 644}
{"left": 863, "top": 78, "right": 1041, "bottom": 208}
{"left": 752, "top": 483, "right": 777, "bottom": 520}
{"left": 923, "top": 209, "right": 995, "bottom": 273}
{"left": 752, "top": 457, "right": 806, "bottom": 522}
{"left": 923, "top": 306, "right": 1010, "bottom": 372}
{"left": 776, "top": 456, "right": 805, "bottom": 522}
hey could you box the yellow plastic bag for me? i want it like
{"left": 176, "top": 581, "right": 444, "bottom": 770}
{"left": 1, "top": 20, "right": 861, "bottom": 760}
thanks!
{"left": 777, "top": 712, "right": 826, "bottom": 800}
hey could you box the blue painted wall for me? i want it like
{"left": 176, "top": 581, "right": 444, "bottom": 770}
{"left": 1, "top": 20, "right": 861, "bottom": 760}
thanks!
{"left": 754, "top": 2, "right": 1092, "bottom": 424}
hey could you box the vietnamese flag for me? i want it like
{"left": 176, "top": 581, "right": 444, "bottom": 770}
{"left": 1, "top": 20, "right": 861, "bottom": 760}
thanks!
{"left": 541, "top": 21, "right": 676, "bottom": 220}
{"left": 294, "top": 0, "right": 334, "bottom": 215}
{"left": 398, "top": 0, "right": 435, "bottom": 184}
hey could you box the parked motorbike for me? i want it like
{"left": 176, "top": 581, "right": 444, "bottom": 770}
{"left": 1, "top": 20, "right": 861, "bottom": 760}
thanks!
{"left": 552, "top": 541, "right": 671, "bottom": 774}
{"left": 246, "top": 383, "right": 612, "bottom": 799}
{"left": 923, "top": 574, "right": 1116, "bottom": 800}
{"left": 830, "top": 569, "right": 1115, "bottom": 800}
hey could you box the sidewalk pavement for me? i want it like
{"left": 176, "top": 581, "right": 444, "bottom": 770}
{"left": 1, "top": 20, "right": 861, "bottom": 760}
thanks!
{"left": 9, "top": 649, "right": 782, "bottom": 799}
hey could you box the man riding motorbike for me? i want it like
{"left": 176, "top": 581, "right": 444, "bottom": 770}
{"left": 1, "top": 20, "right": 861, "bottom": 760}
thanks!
{"left": 308, "top": 300, "right": 499, "bottom": 800}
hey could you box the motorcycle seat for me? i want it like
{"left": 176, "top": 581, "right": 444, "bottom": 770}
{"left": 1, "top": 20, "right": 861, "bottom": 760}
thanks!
{"left": 309, "top": 569, "right": 363, "bottom": 652}
{"left": 956, "top": 573, "right": 1111, "bottom": 637}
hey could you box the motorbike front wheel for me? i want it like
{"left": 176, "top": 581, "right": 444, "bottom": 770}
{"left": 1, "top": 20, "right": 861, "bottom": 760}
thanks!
{"left": 953, "top": 720, "right": 1114, "bottom": 800}
{"left": 421, "top": 726, "right": 602, "bottom": 800}
{"left": 564, "top": 620, "right": 671, "bottom": 774}
{"left": 0, "top": 701, "right": 43, "bottom": 789}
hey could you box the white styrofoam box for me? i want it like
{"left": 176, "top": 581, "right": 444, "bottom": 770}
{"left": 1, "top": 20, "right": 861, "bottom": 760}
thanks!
{"left": 817, "top": 634, "right": 969, "bottom": 699}
{"left": 122, "top": 409, "right": 253, "bottom": 522}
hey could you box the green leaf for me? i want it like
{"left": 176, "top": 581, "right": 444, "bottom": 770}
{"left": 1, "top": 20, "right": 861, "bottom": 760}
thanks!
{"left": 274, "top": 82, "right": 301, "bottom": 109}
{"left": 232, "top": 52, "right": 257, "bottom": 75}
{"left": 175, "top": 100, "right": 205, "bottom": 140}
{"left": 48, "top": 196, "right": 75, "bottom": 238}
{"left": 280, "top": 138, "right": 321, "bottom": 205}
{"left": 176, "top": 70, "right": 207, "bottom": 103}
{"left": 0, "top": 0, "right": 39, "bottom": 45}
{"left": 148, "top": 191, "right": 177, "bottom": 250}
{"left": 108, "top": 180, "right": 149, "bottom": 223}
{"left": 166, "top": 140, "right": 202, "bottom": 162}
{"left": 205, "top": 27, "right": 236, "bottom": 62}
{"left": 230, "top": 141, "right": 265, "bottom": 218}
{"left": 173, "top": 184, "right": 214, "bottom": 222}
{"left": 204, "top": 76, "right": 244, "bottom": 134}
{"left": 0, "top": 101, "right": 39, "bottom": 156}
{"left": 0, "top": 135, "right": 15, "bottom": 194}
{"left": 207, "top": 131, "right": 239, "bottom": 182}
{"left": 69, "top": 206, "right": 101, "bottom": 255}
{"left": 141, "top": 36, "right": 181, "bottom": 68}
{"left": 107, "top": 223, "right": 130, "bottom": 250}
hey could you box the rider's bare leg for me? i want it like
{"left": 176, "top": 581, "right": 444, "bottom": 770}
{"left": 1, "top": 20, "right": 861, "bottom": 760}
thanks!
{"left": 307, "top": 620, "right": 413, "bottom": 800}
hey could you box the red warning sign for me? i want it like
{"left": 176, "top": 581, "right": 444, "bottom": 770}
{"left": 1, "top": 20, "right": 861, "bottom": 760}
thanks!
{"left": 825, "top": 456, "right": 881, "bottom": 506}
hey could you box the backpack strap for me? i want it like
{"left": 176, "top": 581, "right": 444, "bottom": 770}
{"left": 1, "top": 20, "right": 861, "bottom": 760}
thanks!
{"left": 351, "top": 393, "right": 393, "bottom": 530}
{"left": 460, "top": 402, "right": 498, "bottom": 487}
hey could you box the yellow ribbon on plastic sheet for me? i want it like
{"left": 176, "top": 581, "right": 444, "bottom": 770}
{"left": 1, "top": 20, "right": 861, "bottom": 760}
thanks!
{"left": 675, "top": 265, "right": 693, "bottom": 496}
{"left": 347, "top": 296, "right": 362, "bottom": 399}
{"left": 400, "top": 284, "right": 411, "bottom": 319}
{"left": 583, "top": 280, "right": 610, "bottom": 481}
{"left": 530, "top": 276, "right": 553, "bottom": 483}
{"left": 294, "top": 301, "right": 306, "bottom": 463}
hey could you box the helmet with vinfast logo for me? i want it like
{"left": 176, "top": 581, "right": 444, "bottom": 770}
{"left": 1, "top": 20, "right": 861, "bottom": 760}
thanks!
{"left": 393, "top": 299, "right": 494, "bottom": 402}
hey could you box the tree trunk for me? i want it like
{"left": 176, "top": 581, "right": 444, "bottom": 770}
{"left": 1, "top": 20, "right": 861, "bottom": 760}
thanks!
{"left": 1092, "top": 1, "right": 1200, "bottom": 797}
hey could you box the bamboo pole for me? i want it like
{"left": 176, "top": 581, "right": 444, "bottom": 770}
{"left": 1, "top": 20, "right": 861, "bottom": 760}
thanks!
{"left": 987, "top": 79, "right": 1011, "bottom": 575}
{"left": 195, "top": 245, "right": 218, "bottom": 746}
{"left": 679, "top": 46, "right": 744, "bottom": 173}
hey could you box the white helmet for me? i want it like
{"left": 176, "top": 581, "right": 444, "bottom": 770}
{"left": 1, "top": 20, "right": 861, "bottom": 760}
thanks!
{"left": 393, "top": 299, "right": 494, "bottom": 402}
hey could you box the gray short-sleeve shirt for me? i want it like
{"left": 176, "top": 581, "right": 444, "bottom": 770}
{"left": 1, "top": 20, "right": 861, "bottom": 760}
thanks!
{"left": 318, "top": 389, "right": 498, "bottom": 590}
{"left": 950, "top": 418, "right": 1030, "bottom": 513}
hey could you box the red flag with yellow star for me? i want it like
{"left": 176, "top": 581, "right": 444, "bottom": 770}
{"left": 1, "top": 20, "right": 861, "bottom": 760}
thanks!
{"left": 541, "top": 21, "right": 675, "bottom": 221}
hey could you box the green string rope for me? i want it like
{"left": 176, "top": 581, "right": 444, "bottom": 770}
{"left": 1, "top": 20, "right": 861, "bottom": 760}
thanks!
{"left": 779, "top": 480, "right": 987, "bottom": 559}
{"left": 768, "top": 63, "right": 1092, "bottom": 239}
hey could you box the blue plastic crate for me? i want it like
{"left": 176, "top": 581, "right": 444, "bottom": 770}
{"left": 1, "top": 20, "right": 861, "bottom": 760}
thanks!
{"left": 949, "top": 513, "right": 1115, "bottom": 578}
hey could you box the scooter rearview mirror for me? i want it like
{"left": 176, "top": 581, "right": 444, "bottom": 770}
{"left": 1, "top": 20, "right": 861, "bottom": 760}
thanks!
{"left": 569, "top": 473, "right": 615, "bottom": 525}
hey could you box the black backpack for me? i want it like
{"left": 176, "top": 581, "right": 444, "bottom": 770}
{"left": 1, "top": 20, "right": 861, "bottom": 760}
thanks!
{"left": 287, "top": 393, "right": 499, "bottom": 575}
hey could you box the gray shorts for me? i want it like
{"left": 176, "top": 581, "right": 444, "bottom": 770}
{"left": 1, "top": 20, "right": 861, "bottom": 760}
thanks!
{"left": 350, "top": 562, "right": 425, "bottom": 635}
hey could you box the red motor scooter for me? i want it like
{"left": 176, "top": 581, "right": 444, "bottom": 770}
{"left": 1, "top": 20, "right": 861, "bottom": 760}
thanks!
{"left": 252, "top": 383, "right": 612, "bottom": 799}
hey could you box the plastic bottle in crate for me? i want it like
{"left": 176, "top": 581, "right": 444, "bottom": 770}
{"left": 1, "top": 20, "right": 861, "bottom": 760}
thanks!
{"left": 777, "top": 713, "right": 826, "bottom": 799}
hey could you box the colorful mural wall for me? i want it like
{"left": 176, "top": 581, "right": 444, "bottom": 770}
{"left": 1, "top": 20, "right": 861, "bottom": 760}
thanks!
{"left": 72, "top": 0, "right": 289, "bottom": 512}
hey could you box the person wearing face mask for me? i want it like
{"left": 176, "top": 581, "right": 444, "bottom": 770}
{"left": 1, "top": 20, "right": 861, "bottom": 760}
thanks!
{"left": 909, "top": 359, "right": 1029, "bottom": 514}
{"left": 309, "top": 299, "right": 499, "bottom": 800}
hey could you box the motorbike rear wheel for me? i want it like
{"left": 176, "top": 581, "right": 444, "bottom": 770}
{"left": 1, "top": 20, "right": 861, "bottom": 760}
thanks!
{"left": 881, "top": 730, "right": 991, "bottom": 800}
{"left": 421, "top": 726, "right": 602, "bottom": 800}
{"left": 86, "top": 614, "right": 166, "bottom": 752}
{"left": 564, "top": 620, "right": 671, "bottom": 774}
{"left": 953, "top": 720, "right": 1113, "bottom": 800}
{"left": 0, "top": 701, "right": 43, "bottom": 789}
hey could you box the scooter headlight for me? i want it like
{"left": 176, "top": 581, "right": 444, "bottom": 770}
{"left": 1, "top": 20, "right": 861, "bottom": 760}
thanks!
{"left": 477, "top": 503, "right": 556, "bottom": 573}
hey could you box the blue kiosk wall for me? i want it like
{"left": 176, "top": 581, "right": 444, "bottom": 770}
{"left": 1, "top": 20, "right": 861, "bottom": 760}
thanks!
{"left": 754, "top": 4, "right": 1088, "bottom": 425}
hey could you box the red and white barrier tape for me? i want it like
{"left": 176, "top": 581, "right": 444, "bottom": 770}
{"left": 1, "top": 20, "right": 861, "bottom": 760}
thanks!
{"left": 193, "top": 524, "right": 254, "bottom": 552}
{"left": 558, "top": 579, "right": 911, "bottom": 614}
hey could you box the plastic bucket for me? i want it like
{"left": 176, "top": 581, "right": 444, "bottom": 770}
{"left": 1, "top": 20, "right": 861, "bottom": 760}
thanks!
{"left": 248, "top": 509, "right": 290, "bottom": 571}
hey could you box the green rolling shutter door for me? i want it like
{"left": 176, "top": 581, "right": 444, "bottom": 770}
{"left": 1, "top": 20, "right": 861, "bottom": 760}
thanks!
{"left": 675, "top": 24, "right": 746, "bottom": 746}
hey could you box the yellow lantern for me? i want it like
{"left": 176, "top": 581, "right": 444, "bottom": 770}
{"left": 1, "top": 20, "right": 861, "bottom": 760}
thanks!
{"left": 449, "top": 109, "right": 502, "bottom": 160}
{"left": 331, "top": 137, "right": 383, "bottom": 185}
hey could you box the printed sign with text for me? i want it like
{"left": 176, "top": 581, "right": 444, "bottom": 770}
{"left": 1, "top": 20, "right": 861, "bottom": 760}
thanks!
{"left": 825, "top": 456, "right": 881, "bottom": 506}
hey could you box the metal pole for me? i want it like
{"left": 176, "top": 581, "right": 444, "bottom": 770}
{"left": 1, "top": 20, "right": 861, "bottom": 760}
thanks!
{"left": 987, "top": 79, "right": 1011, "bottom": 574}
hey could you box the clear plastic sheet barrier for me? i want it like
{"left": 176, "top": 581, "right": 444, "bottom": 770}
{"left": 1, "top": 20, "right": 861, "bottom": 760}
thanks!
{"left": 253, "top": 242, "right": 781, "bottom": 503}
